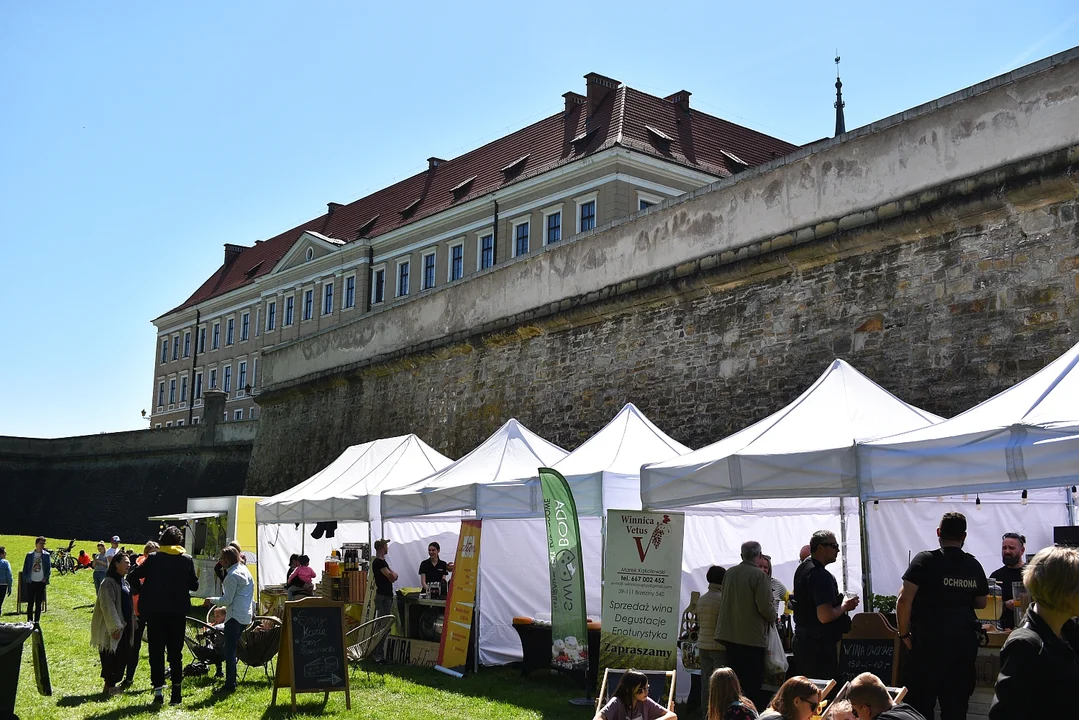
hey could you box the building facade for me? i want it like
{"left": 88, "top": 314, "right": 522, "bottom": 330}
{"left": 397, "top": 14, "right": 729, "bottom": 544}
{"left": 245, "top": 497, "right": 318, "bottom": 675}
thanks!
{"left": 150, "top": 73, "right": 797, "bottom": 427}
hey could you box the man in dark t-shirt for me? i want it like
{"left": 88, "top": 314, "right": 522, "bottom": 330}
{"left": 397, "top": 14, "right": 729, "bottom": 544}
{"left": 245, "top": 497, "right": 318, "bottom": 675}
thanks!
{"left": 371, "top": 539, "right": 397, "bottom": 664}
{"left": 792, "top": 530, "right": 858, "bottom": 680}
{"left": 896, "top": 512, "right": 988, "bottom": 720}
{"left": 989, "top": 532, "right": 1026, "bottom": 630}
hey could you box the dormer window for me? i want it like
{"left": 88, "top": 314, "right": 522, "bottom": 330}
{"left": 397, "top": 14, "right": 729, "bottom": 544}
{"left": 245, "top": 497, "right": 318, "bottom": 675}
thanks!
{"left": 571, "top": 127, "right": 598, "bottom": 149}
{"left": 500, "top": 154, "right": 529, "bottom": 179}
{"left": 450, "top": 175, "right": 477, "bottom": 201}
{"left": 721, "top": 150, "right": 750, "bottom": 173}
{"left": 356, "top": 214, "right": 379, "bottom": 239}
{"left": 400, "top": 198, "right": 421, "bottom": 217}
{"left": 244, "top": 261, "right": 263, "bottom": 279}
{"left": 646, "top": 125, "right": 673, "bottom": 151}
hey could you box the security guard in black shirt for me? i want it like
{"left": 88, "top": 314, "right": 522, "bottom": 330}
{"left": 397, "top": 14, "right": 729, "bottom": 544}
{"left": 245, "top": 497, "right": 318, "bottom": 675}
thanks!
{"left": 792, "top": 530, "right": 859, "bottom": 679}
{"left": 896, "top": 512, "right": 988, "bottom": 720}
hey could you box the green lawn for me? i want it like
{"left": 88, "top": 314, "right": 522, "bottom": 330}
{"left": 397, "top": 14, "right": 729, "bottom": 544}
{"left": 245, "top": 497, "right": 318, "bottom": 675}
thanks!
{"left": 1, "top": 535, "right": 596, "bottom": 719}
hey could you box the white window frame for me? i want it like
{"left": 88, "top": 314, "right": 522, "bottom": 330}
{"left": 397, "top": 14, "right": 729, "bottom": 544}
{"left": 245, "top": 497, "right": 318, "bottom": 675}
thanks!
{"left": 165, "top": 421, "right": 172, "bottom": 428}
{"left": 234, "top": 409, "right": 244, "bottom": 421}
{"left": 636, "top": 190, "right": 664, "bottom": 211}
{"left": 208, "top": 367, "right": 217, "bottom": 390}
{"left": 179, "top": 374, "right": 188, "bottom": 405}
{"left": 476, "top": 231, "right": 495, "bottom": 271}
{"left": 266, "top": 300, "right": 277, "bottom": 331}
{"left": 198, "top": 326, "right": 206, "bottom": 353}
{"left": 212, "top": 322, "right": 221, "bottom": 350}
{"left": 447, "top": 241, "right": 465, "bottom": 282}
{"left": 171, "top": 334, "right": 180, "bottom": 361}
{"left": 396, "top": 258, "right": 410, "bottom": 298}
{"left": 344, "top": 274, "right": 356, "bottom": 310}
{"left": 251, "top": 356, "right": 258, "bottom": 391}
{"left": 160, "top": 338, "right": 168, "bottom": 364}
{"left": 240, "top": 311, "right": 250, "bottom": 342}
{"left": 191, "top": 417, "right": 199, "bottom": 426}
{"left": 238, "top": 360, "right": 248, "bottom": 395}
{"left": 157, "top": 381, "right": 165, "bottom": 408}
{"left": 176, "top": 419, "right": 184, "bottom": 427}
{"left": 542, "top": 204, "right": 564, "bottom": 246}
{"left": 225, "top": 316, "right": 235, "bottom": 345}
{"left": 223, "top": 364, "right": 232, "bottom": 394}
{"left": 322, "top": 280, "right": 334, "bottom": 316}
{"left": 511, "top": 216, "right": 531, "bottom": 258}
{"left": 255, "top": 307, "right": 261, "bottom": 337}
{"left": 371, "top": 265, "right": 386, "bottom": 305}
{"left": 284, "top": 296, "right": 295, "bottom": 326}
{"left": 154, "top": 423, "right": 162, "bottom": 429}
{"left": 194, "top": 371, "right": 203, "bottom": 402}
{"left": 182, "top": 331, "right": 191, "bottom": 358}
{"left": 575, "top": 191, "right": 598, "bottom": 234}
{"left": 168, "top": 378, "right": 177, "bottom": 406}
{"left": 421, "top": 249, "right": 437, "bottom": 291}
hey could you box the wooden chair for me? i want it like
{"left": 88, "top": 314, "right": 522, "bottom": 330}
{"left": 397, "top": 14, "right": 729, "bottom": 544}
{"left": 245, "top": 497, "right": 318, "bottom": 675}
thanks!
{"left": 595, "top": 669, "right": 676, "bottom": 715}
{"left": 345, "top": 615, "right": 395, "bottom": 683}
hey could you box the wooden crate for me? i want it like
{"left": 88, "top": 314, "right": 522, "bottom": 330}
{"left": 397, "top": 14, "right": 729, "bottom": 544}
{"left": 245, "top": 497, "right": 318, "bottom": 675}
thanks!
{"left": 346, "top": 570, "right": 367, "bottom": 604}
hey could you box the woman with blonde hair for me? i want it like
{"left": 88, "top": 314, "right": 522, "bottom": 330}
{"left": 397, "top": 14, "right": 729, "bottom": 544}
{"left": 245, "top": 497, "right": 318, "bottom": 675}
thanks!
{"left": 707, "top": 667, "right": 758, "bottom": 720}
{"left": 990, "top": 545, "right": 1079, "bottom": 718}
{"left": 759, "top": 676, "right": 819, "bottom": 720}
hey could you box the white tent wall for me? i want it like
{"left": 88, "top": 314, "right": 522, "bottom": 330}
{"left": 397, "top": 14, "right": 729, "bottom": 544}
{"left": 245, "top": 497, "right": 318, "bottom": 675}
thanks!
{"left": 480, "top": 518, "right": 603, "bottom": 666}
{"left": 866, "top": 488, "right": 1070, "bottom": 600}
{"left": 256, "top": 520, "right": 369, "bottom": 589}
{"left": 383, "top": 517, "right": 465, "bottom": 593}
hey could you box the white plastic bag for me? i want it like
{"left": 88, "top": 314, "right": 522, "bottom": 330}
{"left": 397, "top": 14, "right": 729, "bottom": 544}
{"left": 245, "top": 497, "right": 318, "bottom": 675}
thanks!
{"left": 765, "top": 623, "right": 789, "bottom": 676}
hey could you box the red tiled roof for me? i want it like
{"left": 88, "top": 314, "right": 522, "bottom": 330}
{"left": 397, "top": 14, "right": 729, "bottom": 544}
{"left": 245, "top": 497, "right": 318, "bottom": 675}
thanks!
{"left": 158, "top": 82, "right": 798, "bottom": 320}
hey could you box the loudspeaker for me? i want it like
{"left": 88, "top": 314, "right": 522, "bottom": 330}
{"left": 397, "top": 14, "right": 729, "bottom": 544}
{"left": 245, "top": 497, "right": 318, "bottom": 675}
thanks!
{"left": 1053, "top": 526, "right": 1079, "bottom": 547}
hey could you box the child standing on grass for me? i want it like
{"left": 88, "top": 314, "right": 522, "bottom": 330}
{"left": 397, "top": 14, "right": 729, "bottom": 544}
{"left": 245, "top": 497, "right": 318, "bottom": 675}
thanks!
{"left": 0, "top": 547, "right": 12, "bottom": 616}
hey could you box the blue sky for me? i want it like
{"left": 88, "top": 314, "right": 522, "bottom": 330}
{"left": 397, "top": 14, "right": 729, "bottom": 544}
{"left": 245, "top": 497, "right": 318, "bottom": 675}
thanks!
{"left": 2, "top": 2, "right": 1077, "bottom": 438}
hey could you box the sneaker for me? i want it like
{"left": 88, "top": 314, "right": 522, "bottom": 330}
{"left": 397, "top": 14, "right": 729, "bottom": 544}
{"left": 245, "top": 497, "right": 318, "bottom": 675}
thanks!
{"left": 170, "top": 685, "right": 182, "bottom": 705}
{"left": 152, "top": 690, "right": 164, "bottom": 705}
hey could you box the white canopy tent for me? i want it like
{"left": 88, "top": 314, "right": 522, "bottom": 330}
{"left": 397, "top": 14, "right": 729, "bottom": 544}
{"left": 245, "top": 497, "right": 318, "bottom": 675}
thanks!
{"left": 254, "top": 434, "right": 452, "bottom": 589}
{"left": 859, "top": 340, "right": 1079, "bottom": 499}
{"left": 381, "top": 418, "right": 569, "bottom": 666}
{"left": 381, "top": 419, "right": 568, "bottom": 519}
{"left": 470, "top": 402, "right": 691, "bottom": 518}
{"left": 641, "top": 359, "right": 944, "bottom": 507}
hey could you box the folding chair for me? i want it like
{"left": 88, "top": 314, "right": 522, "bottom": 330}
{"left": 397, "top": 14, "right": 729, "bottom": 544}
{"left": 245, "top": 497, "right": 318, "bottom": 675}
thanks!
{"left": 595, "top": 668, "right": 676, "bottom": 715}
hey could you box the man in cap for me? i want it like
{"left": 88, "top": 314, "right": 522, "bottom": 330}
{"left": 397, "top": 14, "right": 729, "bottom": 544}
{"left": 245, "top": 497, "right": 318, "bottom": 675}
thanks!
{"left": 371, "top": 539, "right": 398, "bottom": 664}
{"left": 106, "top": 536, "right": 121, "bottom": 560}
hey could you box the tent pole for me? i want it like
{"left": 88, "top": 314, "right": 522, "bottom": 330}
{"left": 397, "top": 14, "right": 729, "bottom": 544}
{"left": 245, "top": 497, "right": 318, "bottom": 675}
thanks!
{"left": 1067, "top": 485, "right": 1077, "bottom": 526}
{"left": 858, "top": 500, "right": 873, "bottom": 608}
{"left": 838, "top": 497, "right": 850, "bottom": 592}
{"left": 255, "top": 521, "right": 261, "bottom": 609}
{"left": 301, "top": 523, "right": 305, "bottom": 555}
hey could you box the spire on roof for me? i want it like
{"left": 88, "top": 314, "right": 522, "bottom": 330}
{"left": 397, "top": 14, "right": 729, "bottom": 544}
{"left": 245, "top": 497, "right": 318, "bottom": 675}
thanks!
{"left": 834, "top": 54, "right": 846, "bottom": 137}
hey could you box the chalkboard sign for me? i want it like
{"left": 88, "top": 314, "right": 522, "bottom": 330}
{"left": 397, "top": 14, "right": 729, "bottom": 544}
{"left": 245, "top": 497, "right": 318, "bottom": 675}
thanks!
{"left": 839, "top": 638, "right": 897, "bottom": 684}
{"left": 839, "top": 613, "right": 901, "bottom": 686}
{"left": 272, "top": 598, "right": 351, "bottom": 712}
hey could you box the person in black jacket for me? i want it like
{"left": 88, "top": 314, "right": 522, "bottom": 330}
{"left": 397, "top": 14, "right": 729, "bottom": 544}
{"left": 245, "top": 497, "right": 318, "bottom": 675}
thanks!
{"left": 990, "top": 545, "right": 1079, "bottom": 719}
{"left": 127, "top": 526, "right": 198, "bottom": 706}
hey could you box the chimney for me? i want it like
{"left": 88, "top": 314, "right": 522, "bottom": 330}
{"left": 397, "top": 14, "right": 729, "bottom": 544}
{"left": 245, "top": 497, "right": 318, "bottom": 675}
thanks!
{"left": 664, "top": 90, "right": 692, "bottom": 116}
{"left": 428, "top": 157, "right": 446, "bottom": 171}
{"left": 584, "top": 73, "right": 619, "bottom": 117}
{"left": 563, "top": 91, "right": 586, "bottom": 116}
{"left": 223, "top": 243, "right": 246, "bottom": 266}
{"left": 327, "top": 202, "right": 343, "bottom": 216}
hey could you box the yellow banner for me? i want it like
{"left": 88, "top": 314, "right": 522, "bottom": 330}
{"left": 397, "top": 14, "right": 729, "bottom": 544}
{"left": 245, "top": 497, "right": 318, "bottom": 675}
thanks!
{"left": 437, "top": 519, "right": 481, "bottom": 674}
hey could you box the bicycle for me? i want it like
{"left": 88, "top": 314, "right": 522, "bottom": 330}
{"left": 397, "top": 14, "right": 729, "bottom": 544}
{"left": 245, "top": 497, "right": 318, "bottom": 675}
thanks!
{"left": 51, "top": 540, "right": 77, "bottom": 575}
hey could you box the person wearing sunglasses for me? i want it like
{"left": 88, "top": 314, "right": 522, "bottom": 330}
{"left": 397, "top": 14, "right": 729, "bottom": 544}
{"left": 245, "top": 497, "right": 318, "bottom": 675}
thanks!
{"left": 593, "top": 669, "right": 677, "bottom": 720}
{"left": 989, "top": 532, "right": 1027, "bottom": 630}
{"left": 895, "top": 512, "right": 988, "bottom": 720}
{"left": 792, "top": 531, "right": 858, "bottom": 682}
{"left": 846, "top": 672, "right": 924, "bottom": 720}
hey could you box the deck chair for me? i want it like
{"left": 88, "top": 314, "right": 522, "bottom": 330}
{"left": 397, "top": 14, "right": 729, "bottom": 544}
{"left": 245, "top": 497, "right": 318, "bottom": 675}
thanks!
{"left": 345, "top": 615, "right": 395, "bottom": 683}
{"left": 595, "top": 669, "right": 676, "bottom": 714}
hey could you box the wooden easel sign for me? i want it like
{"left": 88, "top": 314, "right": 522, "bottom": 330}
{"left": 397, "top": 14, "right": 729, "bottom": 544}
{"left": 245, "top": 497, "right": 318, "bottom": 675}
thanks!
{"left": 839, "top": 612, "right": 901, "bottom": 686}
{"left": 272, "top": 597, "right": 351, "bottom": 711}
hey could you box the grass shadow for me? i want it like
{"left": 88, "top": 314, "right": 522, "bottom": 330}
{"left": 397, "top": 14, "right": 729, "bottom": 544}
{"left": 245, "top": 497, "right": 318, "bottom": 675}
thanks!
{"left": 80, "top": 704, "right": 166, "bottom": 720}
{"left": 56, "top": 693, "right": 113, "bottom": 707}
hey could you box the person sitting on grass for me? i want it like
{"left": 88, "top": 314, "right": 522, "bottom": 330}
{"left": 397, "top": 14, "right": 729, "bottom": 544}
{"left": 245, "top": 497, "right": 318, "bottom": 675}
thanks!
{"left": 593, "top": 669, "right": 677, "bottom": 720}
{"left": 77, "top": 550, "right": 92, "bottom": 569}
{"left": 758, "top": 676, "right": 820, "bottom": 720}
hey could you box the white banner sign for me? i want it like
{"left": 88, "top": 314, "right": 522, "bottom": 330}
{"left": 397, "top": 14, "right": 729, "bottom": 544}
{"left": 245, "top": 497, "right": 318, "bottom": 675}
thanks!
{"left": 600, "top": 510, "right": 684, "bottom": 670}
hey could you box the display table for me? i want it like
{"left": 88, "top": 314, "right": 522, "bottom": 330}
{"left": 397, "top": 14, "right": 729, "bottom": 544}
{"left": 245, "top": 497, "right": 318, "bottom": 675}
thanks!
{"left": 511, "top": 619, "right": 601, "bottom": 691}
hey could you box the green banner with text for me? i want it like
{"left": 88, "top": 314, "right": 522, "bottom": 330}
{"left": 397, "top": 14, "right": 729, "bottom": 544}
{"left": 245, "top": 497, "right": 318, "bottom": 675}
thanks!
{"left": 539, "top": 468, "right": 589, "bottom": 679}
